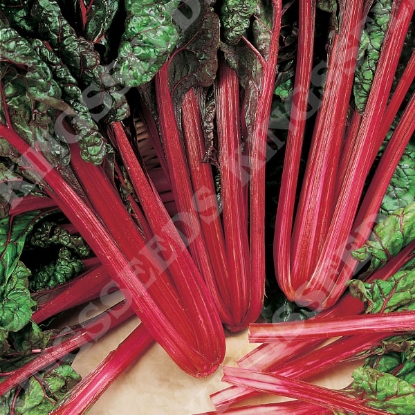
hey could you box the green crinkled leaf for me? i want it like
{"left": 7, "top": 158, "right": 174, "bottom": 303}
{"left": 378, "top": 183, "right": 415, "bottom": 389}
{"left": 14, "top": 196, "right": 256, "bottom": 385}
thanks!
{"left": 30, "top": 0, "right": 129, "bottom": 129}
{"left": 1, "top": 364, "right": 81, "bottom": 415}
{"left": 350, "top": 367, "right": 415, "bottom": 414}
{"left": 82, "top": 0, "right": 120, "bottom": 43}
{"left": 354, "top": 0, "right": 392, "bottom": 113}
{"left": 348, "top": 268, "right": 415, "bottom": 313}
{"left": 29, "top": 221, "right": 90, "bottom": 257}
{"left": 8, "top": 321, "right": 55, "bottom": 359}
{"left": 0, "top": 29, "right": 71, "bottom": 168}
{"left": 0, "top": 0, "right": 37, "bottom": 36}
{"left": 352, "top": 202, "right": 415, "bottom": 270}
{"left": 380, "top": 139, "right": 415, "bottom": 216}
{"left": 0, "top": 260, "right": 35, "bottom": 332}
{"left": 0, "top": 211, "right": 42, "bottom": 284}
{"left": 30, "top": 247, "right": 85, "bottom": 290}
{"left": 30, "top": 39, "right": 108, "bottom": 165}
{"left": 114, "top": 0, "right": 180, "bottom": 87}
{"left": 221, "top": 0, "right": 257, "bottom": 45}
{"left": 274, "top": 78, "right": 293, "bottom": 100}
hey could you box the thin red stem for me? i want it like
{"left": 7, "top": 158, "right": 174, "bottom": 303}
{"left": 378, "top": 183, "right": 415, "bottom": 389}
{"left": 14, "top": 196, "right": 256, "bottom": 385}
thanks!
{"left": 273, "top": 0, "right": 316, "bottom": 301}
{"left": 32, "top": 265, "right": 115, "bottom": 324}
{"left": 215, "top": 61, "right": 250, "bottom": 327}
{"left": 290, "top": 0, "right": 364, "bottom": 298}
{"left": 181, "top": 89, "right": 234, "bottom": 326}
{"left": 51, "top": 324, "right": 153, "bottom": 415}
{"left": 222, "top": 367, "right": 386, "bottom": 415}
{"left": 249, "top": 311, "right": 414, "bottom": 342}
{"left": 244, "top": 0, "right": 282, "bottom": 326}
{"left": 110, "top": 121, "right": 225, "bottom": 363}
{"left": 305, "top": 0, "right": 414, "bottom": 310}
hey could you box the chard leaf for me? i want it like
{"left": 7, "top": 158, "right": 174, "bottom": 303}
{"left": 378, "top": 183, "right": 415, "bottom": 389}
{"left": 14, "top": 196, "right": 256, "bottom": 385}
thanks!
{"left": 82, "top": 0, "right": 120, "bottom": 44}
{"left": 114, "top": 0, "right": 180, "bottom": 87}
{"left": 31, "top": 0, "right": 101, "bottom": 84}
{"left": 220, "top": 0, "right": 257, "bottom": 45}
{"left": 352, "top": 202, "right": 415, "bottom": 270}
{"left": 0, "top": 211, "right": 43, "bottom": 284}
{"left": 30, "top": 247, "right": 85, "bottom": 291}
{"left": 0, "top": 260, "right": 35, "bottom": 332}
{"left": 0, "top": 0, "right": 37, "bottom": 36}
{"left": 0, "top": 212, "right": 48, "bottom": 334}
{"left": 367, "top": 352, "right": 411, "bottom": 376}
{"left": 30, "top": 39, "right": 108, "bottom": 165}
{"left": 380, "top": 139, "right": 415, "bottom": 216}
{"left": 0, "top": 163, "right": 30, "bottom": 217}
{"left": 167, "top": 0, "right": 220, "bottom": 107}
{"left": 30, "top": 0, "right": 129, "bottom": 128}
{"left": 350, "top": 367, "right": 415, "bottom": 414}
{"left": 29, "top": 221, "right": 90, "bottom": 258}
{"left": 6, "top": 321, "right": 55, "bottom": 361}
{"left": 348, "top": 268, "right": 415, "bottom": 313}
{"left": 370, "top": 336, "right": 415, "bottom": 363}
{"left": 0, "top": 364, "right": 81, "bottom": 415}
{"left": 0, "top": 28, "right": 71, "bottom": 167}
{"left": 354, "top": 0, "right": 392, "bottom": 113}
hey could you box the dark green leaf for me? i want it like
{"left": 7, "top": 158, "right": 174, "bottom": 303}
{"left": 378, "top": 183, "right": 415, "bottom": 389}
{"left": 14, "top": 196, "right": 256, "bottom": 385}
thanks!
{"left": 0, "top": 28, "right": 71, "bottom": 167}
{"left": 82, "top": 0, "right": 120, "bottom": 43}
{"left": 31, "top": 0, "right": 129, "bottom": 128}
{"left": 0, "top": 260, "right": 35, "bottom": 332}
{"left": 114, "top": 0, "right": 180, "bottom": 87}
{"left": 220, "top": 0, "right": 257, "bottom": 45}
{"left": 354, "top": 0, "right": 392, "bottom": 113}
{"left": 30, "top": 247, "right": 85, "bottom": 290}
{"left": 31, "top": 39, "right": 108, "bottom": 165}
{"left": 29, "top": 221, "right": 90, "bottom": 257}
{"left": 380, "top": 139, "right": 415, "bottom": 216}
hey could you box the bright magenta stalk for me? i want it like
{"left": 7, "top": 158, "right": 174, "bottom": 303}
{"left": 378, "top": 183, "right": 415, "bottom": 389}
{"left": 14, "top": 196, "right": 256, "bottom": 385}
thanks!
{"left": 377, "top": 49, "right": 415, "bottom": 142}
{"left": 154, "top": 65, "right": 220, "bottom": 319}
{"left": 249, "top": 311, "right": 415, "bottom": 342}
{"left": 290, "top": 0, "right": 364, "bottom": 298}
{"left": 195, "top": 400, "right": 325, "bottom": 415}
{"left": 9, "top": 195, "right": 57, "bottom": 216}
{"left": 336, "top": 49, "right": 415, "bottom": 196}
{"left": 335, "top": 110, "right": 362, "bottom": 196}
{"left": 0, "top": 301, "right": 134, "bottom": 396}
{"left": 210, "top": 242, "right": 415, "bottom": 409}
{"left": 110, "top": 121, "right": 225, "bottom": 363}
{"left": 212, "top": 332, "right": 388, "bottom": 411}
{"left": 334, "top": 91, "right": 415, "bottom": 295}
{"left": 305, "top": 0, "right": 415, "bottom": 310}
{"left": 273, "top": 0, "right": 316, "bottom": 301}
{"left": 352, "top": 80, "right": 415, "bottom": 241}
{"left": 243, "top": 0, "right": 282, "bottom": 326}
{"left": 222, "top": 367, "right": 387, "bottom": 415}
{"left": 0, "top": 124, "right": 221, "bottom": 377}
{"left": 215, "top": 61, "right": 250, "bottom": 327}
{"left": 51, "top": 324, "right": 153, "bottom": 415}
{"left": 181, "top": 89, "right": 234, "bottom": 326}
{"left": 32, "top": 264, "right": 115, "bottom": 323}
{"left": 68, "top": 141, "right": 198, "bottom": 347}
